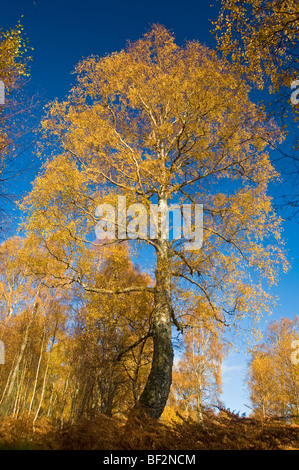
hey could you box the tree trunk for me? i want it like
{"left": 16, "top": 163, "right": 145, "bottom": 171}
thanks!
{"left": 47, "top": 381, "right": 55, "bottom": 418}
{"left": 138, "top": 239, "right": 173, "bottom": 419}
{"left": 76, "top": 371, "right": 97, "bottom": 421}
{"left": 13, "top": 357, "right": 27, "bottom": 417}
{"left": 196, "top": 381, "right": 204, "bottom": 425}
{"left": 0, "top": 300, "right": 38, "bottom": 414}
{"left": 33, "top": 356, "right": 49, "bottom": 428}
{"left": 29, "top": 328, "right": 45, "bottom": 414}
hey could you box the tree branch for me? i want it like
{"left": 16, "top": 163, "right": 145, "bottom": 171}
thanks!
{"left": 115, "top": 331, "right": 153, "bottom": 362}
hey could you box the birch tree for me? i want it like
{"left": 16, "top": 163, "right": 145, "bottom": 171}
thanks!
{"left": 247, "top": 316, "right": 299, "bottom": 422}
{"left": 22, "top": 25, "right": 287, "bottom": 418}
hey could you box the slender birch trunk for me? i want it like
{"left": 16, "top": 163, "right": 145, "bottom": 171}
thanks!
{"left": 33, "top": 357, "right": 49, "bottom": 428}
{"left": 47, "top": 381, "right": 55, "bottom": 418}
{"left": 13, "top": 357, "right": 27, "bottom": 417}
{"left": 29, "top": 328, "right": 46, "bottom": 414}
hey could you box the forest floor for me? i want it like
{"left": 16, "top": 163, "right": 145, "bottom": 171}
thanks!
{"left": 0, "top": 409, "right": 298, "bottom": 451}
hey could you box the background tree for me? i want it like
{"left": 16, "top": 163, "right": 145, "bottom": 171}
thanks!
{"left": 66, "top": 243, "right": 153, "bottom": 421}
{"left": 214, "top": 0, "right": 299, "bottom": 93}
{"left": 0, "top": 236, "right": 67, "bottom": 419}
{"left": 247, "top": 316, "right": 299, "bottom": 422}
{"left": 214, "top": 0, "right": 299, "bottom": 216}
{"left": 170, "top": 300, "right": 227, "bottom": 423}
{"left": 22, "top": 24, "right": 287, "bottom": 419}
{"left": 0, "top": 21, "right": 34, "bottom": 232}
{"left": 0, "top": 236, "right": 153, "bottom": 422}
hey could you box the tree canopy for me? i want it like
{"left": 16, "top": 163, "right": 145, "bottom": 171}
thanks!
{"left": 20, "top": 24, "right": 288, "bottom": 418}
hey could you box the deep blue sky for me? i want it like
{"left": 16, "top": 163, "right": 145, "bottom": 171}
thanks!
{"left": 1, "top": 0, "right": 298, "bottom": 416}
{"left": 1, "top": 0, "right": 219, "bottom": 101}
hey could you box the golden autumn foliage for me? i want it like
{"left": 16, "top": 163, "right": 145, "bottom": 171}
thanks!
{"left": 0, "top": 21, "right": 297, "bottom": 450}
{"left": 247, "top": 317, "right": 299, "bottom": 422}
{"left": 20, "top": 24, "right": 289, "bottom": 418}
{"left": 23, "top": 24, "right": 288, "bottom": 314}
{"left": 214, "top": 0, "right": 299, "bottom": 92}
{"left": 0, "top": 21, "right": 33, "bottom": 228}
{"left": 0, "top": 237, "right": 154, "bottom": 423}
{"left": 214, "top": 1, "right": 299, "bottom": 218}
{"left": 0, "top": 21, "right": 31, "bottom": 92}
